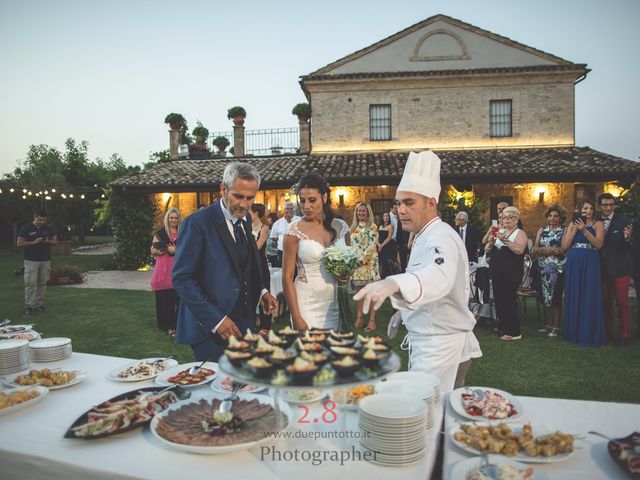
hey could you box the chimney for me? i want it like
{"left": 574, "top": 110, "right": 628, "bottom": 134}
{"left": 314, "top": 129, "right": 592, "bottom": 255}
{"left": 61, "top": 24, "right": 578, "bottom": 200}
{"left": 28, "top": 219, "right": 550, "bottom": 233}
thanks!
{"left": 233, "top": 124, "right": 245, "bottom": 157}
{"left": 298, "top": 118, "right": 310, "bottom": 154}
{"left": 169, "top": 127, "right": 180, "bottom": 160}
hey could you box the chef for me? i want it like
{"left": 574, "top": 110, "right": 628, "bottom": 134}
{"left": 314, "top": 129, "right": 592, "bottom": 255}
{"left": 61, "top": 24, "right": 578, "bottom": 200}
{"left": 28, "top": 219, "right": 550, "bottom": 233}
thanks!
{"left": 354, "top": 150, "right": 482, "bottom": 391}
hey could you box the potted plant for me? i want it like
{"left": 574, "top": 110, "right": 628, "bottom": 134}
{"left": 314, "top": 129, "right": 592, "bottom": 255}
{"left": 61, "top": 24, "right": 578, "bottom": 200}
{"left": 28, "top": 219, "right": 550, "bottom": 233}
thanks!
{"left": 48, "top": 264, "right": 85, "bottom": 285}
{"left": 212, "top": 136, "right": 230, "bottom": 154}
{"left": 192, "top": 121, "right": 209, "bottom": 145}
{"left": 227, "top": 106, "right": 247, "bottom": 126}
{"left": 292, "top": 103, "right": 311, "bottom": 122}
{"left": 164, "top": 113, "right": 186, "bottom": 130}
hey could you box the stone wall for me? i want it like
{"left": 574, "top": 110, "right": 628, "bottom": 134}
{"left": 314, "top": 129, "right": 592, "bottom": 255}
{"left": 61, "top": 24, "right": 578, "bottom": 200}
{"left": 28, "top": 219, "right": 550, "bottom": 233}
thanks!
{"left": 307, "top": 74, "right": 576, "bottom": 153}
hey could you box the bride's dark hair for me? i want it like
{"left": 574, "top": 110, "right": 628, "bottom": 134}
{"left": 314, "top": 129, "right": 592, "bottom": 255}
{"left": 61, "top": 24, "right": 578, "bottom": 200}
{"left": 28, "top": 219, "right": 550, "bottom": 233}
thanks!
{"left": 296, "top": 173, "right": 336, "bottom": 243}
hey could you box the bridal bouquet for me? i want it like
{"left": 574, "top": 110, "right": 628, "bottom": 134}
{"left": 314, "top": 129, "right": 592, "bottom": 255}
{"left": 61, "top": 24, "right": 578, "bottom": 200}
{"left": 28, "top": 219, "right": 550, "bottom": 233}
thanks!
{"left": 323, "top": 245, "right": 359, "bottom": 333}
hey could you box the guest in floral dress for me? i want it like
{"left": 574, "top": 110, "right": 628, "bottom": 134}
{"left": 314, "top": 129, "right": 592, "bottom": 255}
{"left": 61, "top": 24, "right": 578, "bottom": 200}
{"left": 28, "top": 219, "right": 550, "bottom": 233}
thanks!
{"left": 351, "top": 202, "right": 380, "bottom": 332}
{"left": 532, "top": 205, "right": 566, "bottom": 337}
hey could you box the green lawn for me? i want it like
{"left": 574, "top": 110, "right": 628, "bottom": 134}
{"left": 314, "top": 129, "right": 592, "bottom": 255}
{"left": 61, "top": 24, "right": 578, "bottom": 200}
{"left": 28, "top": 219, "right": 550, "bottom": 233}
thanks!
{"left": 1, "top": 244, "right": 639, "bottom": 403}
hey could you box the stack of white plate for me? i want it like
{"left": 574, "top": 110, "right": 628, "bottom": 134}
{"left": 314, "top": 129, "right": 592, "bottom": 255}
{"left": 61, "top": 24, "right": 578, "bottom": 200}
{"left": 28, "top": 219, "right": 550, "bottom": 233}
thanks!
{"left": 0, "top": 339, "right": 30, "bottom": 375}
{"left": 358, "top": 393, "right": 429, "bottom": 467}
{"left": 28, "top": 337, "right": 72, "bottom": 362}
{"left": 386, "top": 371, "right": 442, "bottom": 407}
{"left": 375, "top": 381, "right": 435, "bottom": 429}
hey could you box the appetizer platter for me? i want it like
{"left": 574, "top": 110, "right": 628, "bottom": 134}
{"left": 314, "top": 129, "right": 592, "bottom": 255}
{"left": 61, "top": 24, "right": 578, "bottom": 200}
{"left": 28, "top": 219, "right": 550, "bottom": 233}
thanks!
{"left": 155, "top": 362, "right": 218, "bottom": 388}
{"left": 276, "top": 388, "right": 327, "bottom": 404}
{"left": 150, "top": 393, "right": 292, "bottom": 454}
{"left": 64, "top": 387, "right": 181, "bottom": 439}
{"left": 450, "top": 386, "right": 524, "bottom": 422}
{"left": 450, "top": 455, "right": 543, "bottom": 480}
{"left": 331, "top": 384, "right": 376, "bottom": 411}
{"left": 606, "top": 431, "right": 640, "bottom": 479}
{"left": 0, "top": 386, "right": 48, "bottom": 416}
{"left": 0, "top": 331, "right": 40, "bottom": 341}
{"left": 450, "top": 422, "right": 576, "bottom": 463}
{"left": 3, "top": 368, "right": 86, "bottom": 390}
{"left": 0, "top": 324, "right": 34, "bottom": 335}
{"left": 210, "top": 375, "right": 267, "bottom": 395}
{"left": 107, "top": 357, "right": 178, "bottom": 382}
{"left": 219, "top": 328, "right": 400, "bottom": 388}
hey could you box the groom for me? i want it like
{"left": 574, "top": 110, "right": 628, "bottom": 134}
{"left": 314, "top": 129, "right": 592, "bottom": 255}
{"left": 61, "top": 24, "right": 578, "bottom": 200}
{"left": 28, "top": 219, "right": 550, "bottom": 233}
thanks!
{"left": 173, "top": 162, "right": 277, "bottom": 361}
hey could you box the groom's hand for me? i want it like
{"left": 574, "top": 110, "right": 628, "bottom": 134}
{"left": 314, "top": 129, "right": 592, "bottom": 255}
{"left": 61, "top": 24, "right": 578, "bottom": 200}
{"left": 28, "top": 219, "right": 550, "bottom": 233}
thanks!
{"left": 260, "top": 292, "right": 278, "bottom": 314}
{"left": 217, "top": 317, "right": 242, "bottom": 341}
{"left": 353, "top": 278, "right": 400, "bottom": 314}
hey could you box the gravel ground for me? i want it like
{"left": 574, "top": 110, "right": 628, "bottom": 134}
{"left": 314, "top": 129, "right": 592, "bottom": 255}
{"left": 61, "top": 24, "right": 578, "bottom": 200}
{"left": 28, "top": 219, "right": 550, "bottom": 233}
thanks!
{"left": 64, "top": 270, "right": 152, "bottom": 291}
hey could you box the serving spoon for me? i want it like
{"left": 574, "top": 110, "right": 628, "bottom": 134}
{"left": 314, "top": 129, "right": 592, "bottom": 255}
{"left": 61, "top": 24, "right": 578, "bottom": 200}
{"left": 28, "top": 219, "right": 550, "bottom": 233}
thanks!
{"left": 140, "top": 384, "right": 191, "bottom": 402}
{"left": 188, "top": 358, "right": 209, "bottom": 375}
{"left": 218, "top": 382, "right": 243, "bottom": 413}
{"left": 478, "top": 454, "right": 500, "bottom": 480}
{"left": 588, "top": 431, "right": 640, "bottom": 455}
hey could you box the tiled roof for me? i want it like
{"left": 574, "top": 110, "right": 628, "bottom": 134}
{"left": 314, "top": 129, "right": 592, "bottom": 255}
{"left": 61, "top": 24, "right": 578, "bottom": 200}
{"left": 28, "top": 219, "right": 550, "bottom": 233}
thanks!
{"left": 112, "top": 147, "right": 640, "bottom": 192}
{"left": 302, "top": 65, "right": 588, "bottom": 82}
{"left": 307, "top": 14, "right": 577, "bottom": 77}
{"left": 111, "top": 147, "right": 640, "bottom": 192}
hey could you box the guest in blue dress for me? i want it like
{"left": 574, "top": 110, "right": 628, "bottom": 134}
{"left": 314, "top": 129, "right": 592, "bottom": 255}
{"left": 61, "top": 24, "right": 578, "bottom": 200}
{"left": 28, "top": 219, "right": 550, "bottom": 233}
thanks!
{"left": 561, "top": 199, "right": 605, "bottom": 347}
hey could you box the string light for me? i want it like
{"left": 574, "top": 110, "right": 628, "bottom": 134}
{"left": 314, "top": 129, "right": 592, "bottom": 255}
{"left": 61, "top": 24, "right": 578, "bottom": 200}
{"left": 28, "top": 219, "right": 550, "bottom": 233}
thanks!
{"left": 9, "top": 188, "right": 14, "bottom": 193}
{"left": 45, "top": 196, "right": 52, "bottom": 200}
{"left": 61, "top": 193, "right": 67, "bottom": 199}
{"left": 80, "top": 194, "right": 85, "bottom": 199}
{"left": 22, "top": 188, "right": 27, "bottom": 193}
{"left": 69, "top": 194, "right": 74, "bottom": 198}
{"left": 51, "top": 188, "right": 56, "bottom": 193}
{"left": 22, "top": 195, "right": 26, "bottom": 199}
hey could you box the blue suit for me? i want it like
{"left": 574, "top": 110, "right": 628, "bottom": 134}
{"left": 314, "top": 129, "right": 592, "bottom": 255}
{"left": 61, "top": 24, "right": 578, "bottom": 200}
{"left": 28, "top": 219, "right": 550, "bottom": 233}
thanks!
{"left": 172, "top": 201, "right": 266, "bottom": 361}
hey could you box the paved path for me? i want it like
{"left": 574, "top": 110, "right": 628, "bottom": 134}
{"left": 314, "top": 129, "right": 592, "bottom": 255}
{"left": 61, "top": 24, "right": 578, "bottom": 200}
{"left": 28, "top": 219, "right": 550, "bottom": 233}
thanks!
{"left": 71, "top": 244, "right": 115, "bottom": 255}
{"left": 64, "top": 270, "right": 152, "bottom": 291}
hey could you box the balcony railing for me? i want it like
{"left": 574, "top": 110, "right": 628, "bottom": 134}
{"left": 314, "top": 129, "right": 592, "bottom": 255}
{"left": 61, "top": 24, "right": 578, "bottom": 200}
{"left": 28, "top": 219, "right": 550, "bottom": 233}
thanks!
{"left": 209, "top": 127, "right": 299, "bottom": 156}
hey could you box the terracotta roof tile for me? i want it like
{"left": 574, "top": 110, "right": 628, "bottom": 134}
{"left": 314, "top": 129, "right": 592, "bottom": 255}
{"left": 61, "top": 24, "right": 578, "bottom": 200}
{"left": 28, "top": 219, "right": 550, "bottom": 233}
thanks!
{"left": 111, "top": 147, "right": 639, "bottom": 192}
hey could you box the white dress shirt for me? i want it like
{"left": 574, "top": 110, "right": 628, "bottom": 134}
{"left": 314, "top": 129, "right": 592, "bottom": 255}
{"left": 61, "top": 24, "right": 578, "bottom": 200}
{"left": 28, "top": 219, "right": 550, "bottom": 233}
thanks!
{"left": 270, "top": 215, "right": 301, "bottom": 251}
{"left": 390, "top": 211, "right": 399, "bottom": 240}
{"left": 212, "top": 200, "right": 267, "bottom": 333}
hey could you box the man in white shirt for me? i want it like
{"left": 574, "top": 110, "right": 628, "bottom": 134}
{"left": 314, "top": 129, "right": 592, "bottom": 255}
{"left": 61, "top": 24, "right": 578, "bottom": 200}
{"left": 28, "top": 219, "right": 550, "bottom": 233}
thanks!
{"left": 354, "top": 151, "right": 482, "bottom": 391}
{"left": 269, "top": 202, "right": 300, "bottom": 266}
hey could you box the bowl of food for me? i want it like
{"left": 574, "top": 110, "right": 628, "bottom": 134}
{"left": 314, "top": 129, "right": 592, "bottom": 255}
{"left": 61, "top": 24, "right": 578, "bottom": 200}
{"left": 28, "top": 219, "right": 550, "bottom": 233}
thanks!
{"left": 226, "top": 335, "right": 252, "bottom": 353}
{"left": 242, "top": 329, "right": 261, "bottom": 345}
{"left": 277, "top": 326, "right": 300, "bottom": 344}
{"left": 330, "top": 346, "right": 360, "bottom": 359}
{"left": 268, "top": 347, "right": 296, "bottom": 368}
{"left": 331, "top": 356, "right": 360, "bottom": 377}
{"left": 224, "top": 350, "right": 252, "bottom": 367}
{"left": 246, "top": 357, "right": 274, "bottom": 379}
{"left": 265, "top": 331, "right": 288, "bottom": 348}
{"left": 360, "top": 348, "right": 386, "bottom": 369}
{"left": 253, "top": 337, "right": 277, "bottom": 358}
{"left": 286, "top": 358, "right": 320, "bottom": 385}
{"left": 299, "top": 351, "right": 329, "bottom": 366}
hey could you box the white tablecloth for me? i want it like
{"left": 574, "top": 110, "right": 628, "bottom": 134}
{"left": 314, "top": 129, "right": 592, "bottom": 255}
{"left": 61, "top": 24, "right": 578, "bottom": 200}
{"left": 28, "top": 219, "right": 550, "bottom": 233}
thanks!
{"left": 443, "top": 393, "right": 640, "bottom": 479}
{"left": 0, "top": 353, "right": 440, "bottom": 480}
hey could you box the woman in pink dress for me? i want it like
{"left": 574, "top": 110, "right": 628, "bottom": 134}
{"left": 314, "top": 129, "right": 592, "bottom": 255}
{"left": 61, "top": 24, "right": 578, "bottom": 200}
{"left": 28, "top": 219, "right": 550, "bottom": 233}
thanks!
{"left": 150, "top": 208, "right": 181, "bottom": 336}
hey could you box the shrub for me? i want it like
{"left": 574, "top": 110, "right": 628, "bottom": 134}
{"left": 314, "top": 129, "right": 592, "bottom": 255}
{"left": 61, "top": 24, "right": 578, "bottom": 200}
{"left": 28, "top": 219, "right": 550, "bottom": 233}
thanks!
{"left": 291, "top": 103, "right": 311, "bottom": 120}
{"left": 103, "top": 189, "right": 156, "bottom": 270}
{"left": 227, "top": 106, "right": 246, "bottom": 119}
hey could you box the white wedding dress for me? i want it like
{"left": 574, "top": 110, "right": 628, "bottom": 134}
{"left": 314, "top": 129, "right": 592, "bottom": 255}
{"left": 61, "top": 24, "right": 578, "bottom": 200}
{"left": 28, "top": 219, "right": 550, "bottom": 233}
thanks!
{"left": 285, "top": 218, "right": 350, "bottom": 330}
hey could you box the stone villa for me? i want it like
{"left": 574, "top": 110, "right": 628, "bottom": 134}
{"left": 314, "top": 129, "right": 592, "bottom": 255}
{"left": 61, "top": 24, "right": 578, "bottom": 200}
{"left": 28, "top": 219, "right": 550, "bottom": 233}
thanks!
{"left": 111, "top": 14, "right": 639, "bottom": 236}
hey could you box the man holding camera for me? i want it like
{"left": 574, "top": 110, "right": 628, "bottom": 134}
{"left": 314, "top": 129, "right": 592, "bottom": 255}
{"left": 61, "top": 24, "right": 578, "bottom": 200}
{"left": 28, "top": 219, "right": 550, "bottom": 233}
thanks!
{"left": 17, "top": 209, "right": 57, "bottom": 315}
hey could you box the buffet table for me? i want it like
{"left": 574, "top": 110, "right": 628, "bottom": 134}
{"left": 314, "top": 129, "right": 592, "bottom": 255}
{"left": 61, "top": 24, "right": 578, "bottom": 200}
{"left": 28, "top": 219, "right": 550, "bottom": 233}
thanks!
{"left": 443, "top": 393, "right": 640, "bottom": 479}
{"left": 0, "top": 353, "right": 441, "bottom": 480}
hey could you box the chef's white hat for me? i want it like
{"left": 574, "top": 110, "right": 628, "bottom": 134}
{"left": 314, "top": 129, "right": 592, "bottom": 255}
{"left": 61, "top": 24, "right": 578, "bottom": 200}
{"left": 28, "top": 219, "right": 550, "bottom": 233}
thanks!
{"left": 397, "top": 151, "right": 442, "bottom": 201}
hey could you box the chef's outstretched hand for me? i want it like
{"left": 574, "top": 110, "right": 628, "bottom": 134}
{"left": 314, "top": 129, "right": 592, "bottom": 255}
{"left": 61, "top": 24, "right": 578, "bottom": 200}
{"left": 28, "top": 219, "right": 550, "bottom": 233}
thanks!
{"left": 353, "top": 278, "right": 399, "bottom": 314}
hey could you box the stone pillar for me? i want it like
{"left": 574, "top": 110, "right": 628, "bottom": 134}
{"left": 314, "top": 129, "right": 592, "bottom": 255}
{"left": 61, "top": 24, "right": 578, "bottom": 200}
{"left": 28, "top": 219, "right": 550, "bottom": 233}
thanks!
{"left": 233, "top": 125, "right": 245, "bottom": 157}
{"left": 169, "top": 128, "right": 180, "bottom": 160}
{"left": 298, "top": 119, "right": 310, "bottom": 154}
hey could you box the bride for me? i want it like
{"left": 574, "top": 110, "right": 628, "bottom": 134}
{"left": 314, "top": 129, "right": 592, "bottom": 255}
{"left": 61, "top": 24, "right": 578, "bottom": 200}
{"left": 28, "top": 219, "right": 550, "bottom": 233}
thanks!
{"left": 282, "top": 173, "right": 350, "bottom": 331}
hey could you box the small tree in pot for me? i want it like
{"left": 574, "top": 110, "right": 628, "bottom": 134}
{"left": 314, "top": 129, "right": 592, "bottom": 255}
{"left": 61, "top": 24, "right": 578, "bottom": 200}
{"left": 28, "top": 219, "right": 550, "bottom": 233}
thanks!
{"left": 192, "top": 121, "right": 210, "bottom": 145}
{"left": 164, "top": 113, "right": 186, "bottom": 130}
{"left": 212, "top": 136, "right": 230, "bottom": 155}
{"left": 292, "top": 103, "right": 311, "bottom": 122}
{"left": 227, "top": 106, "right": 247, "bottom": 126}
